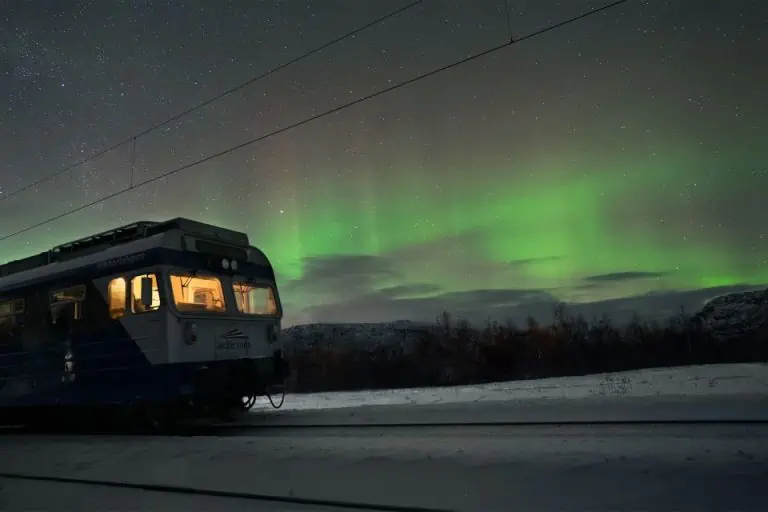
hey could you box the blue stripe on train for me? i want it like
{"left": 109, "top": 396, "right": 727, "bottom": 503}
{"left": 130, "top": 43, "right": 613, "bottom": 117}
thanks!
{"left": 0, "top": 327, "right": 168, "bottom": 407}
{"left": 1, "top": 332, "right": 275, "bottom": 408}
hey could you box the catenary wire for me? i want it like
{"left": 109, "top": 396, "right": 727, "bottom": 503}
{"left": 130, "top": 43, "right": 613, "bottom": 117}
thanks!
{"left": 0, "top": 1, "right": 424, "bottom": 203}
{"left": 0, "top": 0, "right": 631, "bottom": 245}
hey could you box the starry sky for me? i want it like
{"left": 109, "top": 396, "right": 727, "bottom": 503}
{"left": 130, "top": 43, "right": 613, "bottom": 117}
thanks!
{"left": 1, "top": 0, "right": 767, "bottom": 327}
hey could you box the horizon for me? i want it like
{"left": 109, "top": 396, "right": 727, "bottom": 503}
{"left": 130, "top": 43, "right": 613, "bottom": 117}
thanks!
{"left": 280, "top": 283, "right": 768, "bottom": 329}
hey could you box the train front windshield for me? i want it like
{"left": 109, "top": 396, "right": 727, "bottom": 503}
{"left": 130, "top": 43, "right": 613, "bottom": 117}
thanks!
{"left": 232, "top": 281, "right": 278, "bottom": 315}
{"left": 168, "top": 272, "right": 278, "bottom": 316}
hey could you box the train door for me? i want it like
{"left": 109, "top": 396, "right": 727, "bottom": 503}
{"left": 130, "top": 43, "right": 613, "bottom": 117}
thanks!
{"left": 101, "top": 274, "right": 153, "bottom": 401}
{"left": 0, "top": 297, "right": 25, "bottom": 400}
{"left": 118, "top": 273, "right": 166, "bottom": 367}
{"left": 48, "top": 286, "right": 85, "bottom": 400}
{"left": 52, "top": 301, "right": 76, "bottom": 385}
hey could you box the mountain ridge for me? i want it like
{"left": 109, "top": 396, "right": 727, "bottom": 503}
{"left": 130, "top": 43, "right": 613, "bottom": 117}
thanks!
{"left": 282, "top": 288, "right": 768, "bottom": 348}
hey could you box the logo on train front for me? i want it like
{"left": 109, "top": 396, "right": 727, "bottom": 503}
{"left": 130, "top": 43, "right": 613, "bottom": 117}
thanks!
{"left": 217, "top": 327, "right": 251, "bottom": 350}
{"left": 221, "top": 327, "right": 248, "bottom": 340}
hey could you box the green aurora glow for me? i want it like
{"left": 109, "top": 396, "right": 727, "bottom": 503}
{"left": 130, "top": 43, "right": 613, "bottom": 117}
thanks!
{"left": 0, "top": 118, "right": 766, "bottom": 323}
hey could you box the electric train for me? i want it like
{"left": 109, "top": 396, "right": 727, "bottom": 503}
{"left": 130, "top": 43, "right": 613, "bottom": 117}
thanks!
{"left": 0, "top": 218, "right": 289, "bottom": 427}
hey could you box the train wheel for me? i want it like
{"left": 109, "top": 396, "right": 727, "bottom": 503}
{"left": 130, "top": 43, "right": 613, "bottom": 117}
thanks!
{"left": 242, "top": 395, "right": 257, "bottom": 410}
{"left": 211, "top": 396, "right": 252, "bottom": 422}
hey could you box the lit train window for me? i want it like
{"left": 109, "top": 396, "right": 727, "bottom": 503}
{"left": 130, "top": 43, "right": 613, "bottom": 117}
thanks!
{"left": 131, "top": 274, "right": 161, "bottom": 314}
{"left": 108, "top": 277, "right": 127, "bottom": 319}
{"left": 0, "top": 299, "right": 23, "bottom": 342}
{"left": 50, "top": 285, "right": 86, "bottom": 321}
{"left": 169, "top": 273, "right": 226, "bottom": 313}
{"left": 51, "top": 285, "right": 86, "bottom": 305}
{"left": 232, "top": 281, "right": 278, "bottom": 316}
{"left": 0, "top": 299, "right": 23, "bottom": 316}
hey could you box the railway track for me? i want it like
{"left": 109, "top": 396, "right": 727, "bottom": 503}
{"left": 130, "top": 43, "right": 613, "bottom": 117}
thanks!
{"left": 3, "top": 418, "right": 768, "bottom": 437}
{"left": 3, "top": 414, "right": 767, "bottom": 511}
{"left": 0, "top": 472, "right": 455, "bottom": 512}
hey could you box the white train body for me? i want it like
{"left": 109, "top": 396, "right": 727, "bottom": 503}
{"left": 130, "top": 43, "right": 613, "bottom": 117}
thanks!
{"left": 0, "top": 218, "right": 289, "bottom": 420}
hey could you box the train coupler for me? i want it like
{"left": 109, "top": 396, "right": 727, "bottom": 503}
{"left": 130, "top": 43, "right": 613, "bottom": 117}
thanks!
{"left": 264, "top": 383, "right": 286, "bottom": 409}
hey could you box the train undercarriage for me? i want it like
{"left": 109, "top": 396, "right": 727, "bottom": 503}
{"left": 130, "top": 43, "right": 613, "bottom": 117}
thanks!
{"left": 1, "top": 354, "right": 290, "bottom": 433}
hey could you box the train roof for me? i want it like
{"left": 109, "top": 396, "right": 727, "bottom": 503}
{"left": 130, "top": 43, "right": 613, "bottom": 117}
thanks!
{"left": 0, "top": 217, "right": 254, "bottom": 287}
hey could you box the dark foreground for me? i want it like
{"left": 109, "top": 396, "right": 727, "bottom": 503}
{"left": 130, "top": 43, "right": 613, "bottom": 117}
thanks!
{"left": 1, "top": 395, "right": 767, "bottom": 511}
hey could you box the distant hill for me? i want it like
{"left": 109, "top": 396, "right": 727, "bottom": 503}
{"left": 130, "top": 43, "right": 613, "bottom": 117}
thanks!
{"left": 692, "top": 288, "right": 768, "bottom": 342}
{"left": 283, "top": 288, "right": 768, "bottom": 349}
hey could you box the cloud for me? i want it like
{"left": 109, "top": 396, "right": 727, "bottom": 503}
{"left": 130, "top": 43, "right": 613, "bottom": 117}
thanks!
{"left": 378, "top": 283, "right": 443, "bottom": 298}
{"left": 281, "top": 253, "right": 400, "bottom": 301}
{"left": 283, "top": 278, "right": 766, "bottom": 328}
{"left": 434, "top": 288, "right": 555, "bottom": 310}
{"left": 287, "top": 287, "right": 561, "bottom": 326}
{"left": 386, "top": 230, "right": 565, "bottom": 287}
{"left": 507, "top": 256, "right": 563, "bottom": 266}
{"left": 276, "top": 253, "right": 767, "bottom": 329}
{"left": 583, "top": 271, "right": 668, "bottom": 283}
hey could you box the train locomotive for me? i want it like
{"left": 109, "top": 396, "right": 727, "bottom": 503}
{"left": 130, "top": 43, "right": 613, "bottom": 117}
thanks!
{"left": 0, "top": 218, "right": 289, "bottom": 427}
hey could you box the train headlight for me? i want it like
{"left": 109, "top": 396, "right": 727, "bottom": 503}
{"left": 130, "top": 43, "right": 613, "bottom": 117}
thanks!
{"left": 221, "top": 258, "right": 230, "bottom": 269}
{"left": 230, "top": 260, "right": 238, "bottom": 271}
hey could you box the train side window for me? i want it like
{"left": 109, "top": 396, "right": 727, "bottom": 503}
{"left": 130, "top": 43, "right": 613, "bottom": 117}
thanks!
{"left": 108, "top": 277, "right": 127, "bottom": 319}
{"left": 51, "top": 286, "right": 85, "bottom": 304}
{"left": 131, "top": 274, "right": 160, "bottom": 313}
{"left": 0, "top": 299, "right": 23, "bottom": 343}
{"left": 50, "top": 285, "right": 86, "bottom": 321}
{"left": 0, "top": 299, "right": 24, "bottom": 316}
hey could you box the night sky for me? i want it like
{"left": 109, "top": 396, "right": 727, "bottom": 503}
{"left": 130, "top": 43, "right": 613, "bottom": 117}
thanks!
{"left": 1, "top": 0, "right": 766, "bottom": 327}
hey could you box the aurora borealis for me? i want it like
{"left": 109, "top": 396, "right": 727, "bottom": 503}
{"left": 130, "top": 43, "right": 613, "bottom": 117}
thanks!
{"left": 1, "top": 0, "right": 766, "bottom": 326}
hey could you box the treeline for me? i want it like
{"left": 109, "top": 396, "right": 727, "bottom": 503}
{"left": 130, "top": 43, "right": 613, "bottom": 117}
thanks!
{"left": 283, "top": 305, "right": 768, "bottom": 393}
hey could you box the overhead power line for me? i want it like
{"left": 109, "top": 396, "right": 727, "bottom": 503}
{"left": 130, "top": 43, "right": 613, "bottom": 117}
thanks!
{"left": 0, "top": 0, "right": 424, "bottom": 203}
{"left": 0, "top": 0, "right": 631, "bottom": 245}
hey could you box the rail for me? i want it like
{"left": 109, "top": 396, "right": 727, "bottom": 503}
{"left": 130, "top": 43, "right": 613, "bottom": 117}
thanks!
{"left": 0, "top": 471, "right": 453, "bottom": 512}
{"left": 3, "top": 418, "right": 768, "bottom": 437}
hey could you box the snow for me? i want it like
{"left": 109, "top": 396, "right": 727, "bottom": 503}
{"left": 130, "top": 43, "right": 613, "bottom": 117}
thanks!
{"left": 251, "top": 363, "right": 768, "bottom": 412}
{"left": 1, "top": 478, "right": 324, "bottom": 512}
{"left": 3, "top": 418, "right": 768, "bottom": 511}
{"left": 5, "top": 361, "right": 768, "bottom": 511}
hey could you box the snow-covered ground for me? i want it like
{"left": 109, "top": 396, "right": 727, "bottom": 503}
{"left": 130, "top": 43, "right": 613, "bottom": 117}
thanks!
{"left": 252, "top": 363, "right": 768, "bottom": 412}
{"left": 5, "top": 363, "right": 768, "bottom": 511}
{"left": 4, "top": 419, "right": 768, "bottom": 511}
